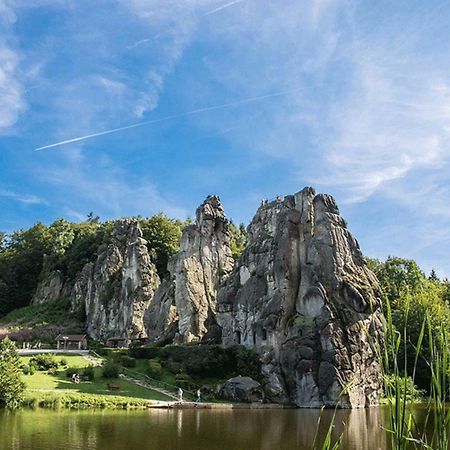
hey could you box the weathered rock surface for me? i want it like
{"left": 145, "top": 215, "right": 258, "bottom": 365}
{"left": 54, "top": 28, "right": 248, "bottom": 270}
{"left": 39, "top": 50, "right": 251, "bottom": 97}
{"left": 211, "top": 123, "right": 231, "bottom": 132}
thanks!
{"left": 71, "top": 219, "right": 160, "bottom": 343}
{"left": 146, "top": 195, "right": 234, "bottom": 342}
{"left": 217, "top": 187, "right": 384, "bottom": 408}
{"left": 220, "top": 376, "right": 264, "bottom": 403}
{"left": 32, "top": 270, "right": 65, "bottom": 305}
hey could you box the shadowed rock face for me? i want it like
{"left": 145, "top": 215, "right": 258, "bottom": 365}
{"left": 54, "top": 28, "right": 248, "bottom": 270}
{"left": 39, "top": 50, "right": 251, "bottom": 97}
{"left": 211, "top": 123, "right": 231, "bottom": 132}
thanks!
{"left": 71, "top": 219, "right": 160, "bottom": 343}
{"left": 216, "top": 187, "right": 384, "bottom": 408}
{"left": 32, "top": 270, "right": 65, "bottom": 305}
{"left": 146, "top": 195, "right": 234, "bottom": 343}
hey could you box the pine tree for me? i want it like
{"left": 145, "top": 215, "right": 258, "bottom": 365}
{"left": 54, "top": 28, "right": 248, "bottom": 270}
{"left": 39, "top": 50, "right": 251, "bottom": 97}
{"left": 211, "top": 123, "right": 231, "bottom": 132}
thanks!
{"left": 0, "top": 337, "right": 25, "bottom": 407}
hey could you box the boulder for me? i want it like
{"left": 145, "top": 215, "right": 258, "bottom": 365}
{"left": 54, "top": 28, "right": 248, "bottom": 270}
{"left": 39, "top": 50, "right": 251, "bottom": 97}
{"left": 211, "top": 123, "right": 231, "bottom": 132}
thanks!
{"left": 220, "top": 376, "right": 264, "bottom": 403}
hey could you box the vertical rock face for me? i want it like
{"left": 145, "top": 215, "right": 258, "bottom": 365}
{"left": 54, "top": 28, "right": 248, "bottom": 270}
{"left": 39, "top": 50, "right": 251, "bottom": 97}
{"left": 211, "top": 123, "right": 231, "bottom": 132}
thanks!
{"left": 217, "top": 187, "right": 384, "bottom": 408}
{"left": 146, "top": 195, "right": 234, "bottom": 342}
{"left": 71, "top": 219, "right": 160, "bottom": 343}
{"left": 32, "top": 270, "right": 65, "bottom": 305}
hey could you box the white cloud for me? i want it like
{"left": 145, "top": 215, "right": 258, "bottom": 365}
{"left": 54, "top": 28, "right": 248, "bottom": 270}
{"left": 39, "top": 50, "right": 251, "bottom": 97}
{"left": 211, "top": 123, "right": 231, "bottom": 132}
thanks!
{"left": 0, "top": 0, "right": 26, "bottom": 133}
{"left": 0, "top": 188, "right": 47, "bottom": 205}
{"left": 318, "top": 51, "right": 450, "bottom": 204}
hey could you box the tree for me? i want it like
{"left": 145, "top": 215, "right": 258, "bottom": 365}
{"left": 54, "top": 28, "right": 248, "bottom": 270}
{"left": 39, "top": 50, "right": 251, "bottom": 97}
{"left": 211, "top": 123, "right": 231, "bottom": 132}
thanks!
{"left": 370, "top": 256, "right": 450, "bottom": 390}
{"left": 139, "top": 214, "right": 184, "bottom": 277}
{"left": 0, "top": 337, "right": 25, "bottom": 407}
{"left": 229, "top": 222, "right": 248, "bottom": 260}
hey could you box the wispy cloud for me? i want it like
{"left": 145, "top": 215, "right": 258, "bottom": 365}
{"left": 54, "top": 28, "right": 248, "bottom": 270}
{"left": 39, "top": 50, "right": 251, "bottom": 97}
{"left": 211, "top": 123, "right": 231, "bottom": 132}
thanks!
{"left": 0, "top": 1, "right": 26, "bottom": 133}
{"left": 0, "top": 189, "right": 47, "bottom": 205}
{"left": 34, "top": 87, "right": 300, "bottom": 150}
{"left": 205, "top": 0, "right": 246, "bottom": 16}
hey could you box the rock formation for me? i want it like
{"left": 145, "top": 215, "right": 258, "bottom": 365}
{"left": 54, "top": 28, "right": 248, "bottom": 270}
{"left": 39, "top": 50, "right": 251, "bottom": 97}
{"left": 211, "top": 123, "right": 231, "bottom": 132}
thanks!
{"left": 146, "top": 195, "right": 234, "bottom": 342}
{"left": 220, "top": 376, "right": 264, "bottom": 403}
{"left": 216, "top": 187, "right": 384, "bottom": 408}
{"left": 71, "top": 219, "right": 159, "bottom": 343}
{"left": 32, "top": 270, "right": 65, "bottom": 305}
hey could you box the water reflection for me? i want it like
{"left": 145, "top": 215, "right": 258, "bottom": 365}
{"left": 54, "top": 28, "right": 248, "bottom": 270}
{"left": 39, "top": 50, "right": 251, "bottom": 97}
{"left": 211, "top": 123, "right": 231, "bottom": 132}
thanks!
{"left": 0, "top": 406, "right": 414, "bottom": 450}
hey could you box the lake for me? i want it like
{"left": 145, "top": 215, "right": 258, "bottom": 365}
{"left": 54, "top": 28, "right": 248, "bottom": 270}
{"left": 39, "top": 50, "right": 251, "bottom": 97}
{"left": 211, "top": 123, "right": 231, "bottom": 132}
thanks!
{"left": 0, "top": 406, "right": 434, "bottom": 449}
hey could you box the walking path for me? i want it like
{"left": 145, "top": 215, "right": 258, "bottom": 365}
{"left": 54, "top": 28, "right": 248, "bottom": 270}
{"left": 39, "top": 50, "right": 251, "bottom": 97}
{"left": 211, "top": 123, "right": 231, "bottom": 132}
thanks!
{"left": 119, "top": 373, "right": 178, "bottom": 401}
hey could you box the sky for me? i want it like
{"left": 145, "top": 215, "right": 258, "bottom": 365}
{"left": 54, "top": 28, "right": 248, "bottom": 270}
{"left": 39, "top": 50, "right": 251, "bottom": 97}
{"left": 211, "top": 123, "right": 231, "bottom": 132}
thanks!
{"left": 1, "top": 0, "right": 450, "bottom": 277}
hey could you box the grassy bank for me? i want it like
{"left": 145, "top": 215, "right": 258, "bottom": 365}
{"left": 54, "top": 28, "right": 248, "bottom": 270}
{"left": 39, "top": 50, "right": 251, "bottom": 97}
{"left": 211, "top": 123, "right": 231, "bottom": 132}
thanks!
{"left": 20, "top": 354, "right": 172, "bottom": 409}
{"left": 22, "top": 392, "right": 151, "bottom": 409}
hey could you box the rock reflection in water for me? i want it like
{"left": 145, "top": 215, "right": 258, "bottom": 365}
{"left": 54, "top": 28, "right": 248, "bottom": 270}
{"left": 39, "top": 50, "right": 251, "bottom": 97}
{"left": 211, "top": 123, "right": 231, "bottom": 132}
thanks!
{"left": 0, "top": 407, "right": 394, "bottom": 450}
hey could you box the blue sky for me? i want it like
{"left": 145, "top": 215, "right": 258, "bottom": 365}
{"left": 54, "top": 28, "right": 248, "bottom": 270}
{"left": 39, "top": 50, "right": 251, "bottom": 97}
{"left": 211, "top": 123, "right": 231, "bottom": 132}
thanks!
{"left": 1, "top": 0, "right": 449, "bottom": 277}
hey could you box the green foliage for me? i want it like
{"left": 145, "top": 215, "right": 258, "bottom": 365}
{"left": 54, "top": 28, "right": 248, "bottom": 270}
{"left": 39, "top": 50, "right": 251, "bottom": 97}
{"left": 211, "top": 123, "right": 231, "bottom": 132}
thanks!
{"left": 59, "top": 358, "right": 68, "bottom": 366}
{"left": 147, "top": 359, "right": 162, "bottom": 380}
{"left": 102, "top": 362, "right": 120, "bottom": 379}
{"left": 29, "top": 353, "right": 59, "bottom": 371}
{"left": 0, "top": 337, "right": 25, "bottom": 407}
{"left": 81, "top": 366, "right": 95, "bottom": 381}
{"left": 66, "top": 367, "right": 80, "bottom": 379}
{"left": 131, "top": 344, "right": 261, "bottom": 381}
{"left": 229, "top": 222, "right": 247, "bottom": 260}
{"left": 139, "top": 214, "right": 184, "bottom": 277}
{"left": 0, "top": 213, "right": 186, "bottom": 317}
{"left": 369, "top": 256, "right": 450, "bottom": 390}
{"left": 383, "top": 374, "right": 424, "bottom": 402}
{"left": 120, "top": 356, "right": 136, "bottom": 368}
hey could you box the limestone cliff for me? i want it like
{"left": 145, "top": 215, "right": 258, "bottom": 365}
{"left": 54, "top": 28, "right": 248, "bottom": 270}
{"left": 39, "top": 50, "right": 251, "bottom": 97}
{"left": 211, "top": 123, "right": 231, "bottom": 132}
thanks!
{"left": 146, "top": 195, "right": 234, "bottom": 342}
{"left": 71, "top": 219, "right": 159, "bottom": 343}
{"left": 216, "top": 187, "right": 384, "bottom": 408}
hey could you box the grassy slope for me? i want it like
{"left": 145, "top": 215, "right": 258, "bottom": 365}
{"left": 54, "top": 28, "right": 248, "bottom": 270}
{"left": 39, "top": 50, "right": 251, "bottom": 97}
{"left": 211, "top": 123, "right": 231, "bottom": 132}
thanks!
{"left": 21, "top": 355, "right": 171, "bottom": 403}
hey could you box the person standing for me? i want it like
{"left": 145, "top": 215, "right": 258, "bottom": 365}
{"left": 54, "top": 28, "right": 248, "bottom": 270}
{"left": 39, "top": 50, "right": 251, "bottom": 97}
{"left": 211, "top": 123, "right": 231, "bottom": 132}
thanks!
{"left": 178, "top": 387, "right": 183, "bottom": 403}
{"left": 196, "top": 388, "right": 202, "bottom": 403}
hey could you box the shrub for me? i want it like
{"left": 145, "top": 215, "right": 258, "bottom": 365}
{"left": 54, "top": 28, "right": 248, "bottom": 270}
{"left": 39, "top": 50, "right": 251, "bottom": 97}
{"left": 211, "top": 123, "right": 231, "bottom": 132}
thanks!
{"left": 102, "top": 362, "right": 120, "bottom": 379}
{"left": 47, "top": 367, "right": 58, "bottom": 376}
{"left": 82, "top": 366, "right": 95, "bottom": 381}
{"left": 66, "top": 367, "right": 80, "bottom": 379}
{"left": 29, "top": 353, "right": 59, "bottom": 371}
{"left": 22, "top": 364, "right": 32, "bottom": 375}
{"left": 59, "top": 358, "right": 68, "bottom": 367}
{"left": 147, "top": 359, "right": 162, "bottom": 380}
{"left": 383, "top": 374, "right": 425, "bottom": 402}
{"left": 120, "top": 356, "right": 136, "bottom": 368}
{"left": 129, "top": 346, "right": 160, "bottom": 360}
{"left": 175, "top": 373, "right": 195, "bottom": 390}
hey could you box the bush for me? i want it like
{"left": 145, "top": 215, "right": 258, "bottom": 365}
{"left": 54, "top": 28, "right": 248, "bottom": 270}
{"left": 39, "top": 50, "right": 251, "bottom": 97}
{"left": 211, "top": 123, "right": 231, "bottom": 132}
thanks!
{"left": 383, "top": 374, "right": 425, "bottom": 402}
{"left": 47, "top": 368, "right": 58, "bottom": 376}
{"left": 175, "top": 373, "right": 195, "bottom": 389}
{"left": 129, "top": 346, "right": 160, "bottom": 360}
{"left": 102, "top": 362, "right": 120, "bottom": 379}
{"left": 147, "top": 359, "right": 162, "bottom": 380}
{"left": 60, "top": 358, "right": 68, "bottom": 367}
{"left": 29, "top": 353, "right": 59, "bottom": 371}
{"left": 120, "top": 356, "right": 136, "bottom": 368}
{"left": 82, "top": 366, "right": 95, "bottom": 381}
{"left": 22, "top": 364, "right": 32, "bottom": 375}
{"left": 66, "top": 367, "right": 80, "bottom": 379}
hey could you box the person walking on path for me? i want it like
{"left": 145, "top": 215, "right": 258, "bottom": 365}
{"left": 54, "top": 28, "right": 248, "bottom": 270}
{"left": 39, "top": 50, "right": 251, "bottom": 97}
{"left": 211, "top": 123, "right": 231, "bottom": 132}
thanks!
{"left": 178, "top": 387, "right": 183, "bottom": 403}
{"left": 196, "top": 389, "right": 202, "bottom": 403}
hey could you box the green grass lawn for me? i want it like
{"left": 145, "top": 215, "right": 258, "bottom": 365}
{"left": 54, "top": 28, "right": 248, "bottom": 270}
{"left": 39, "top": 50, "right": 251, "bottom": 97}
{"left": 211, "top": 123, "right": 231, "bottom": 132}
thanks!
{"left": 21, "top": 354, "right": 171, "bottom": 403}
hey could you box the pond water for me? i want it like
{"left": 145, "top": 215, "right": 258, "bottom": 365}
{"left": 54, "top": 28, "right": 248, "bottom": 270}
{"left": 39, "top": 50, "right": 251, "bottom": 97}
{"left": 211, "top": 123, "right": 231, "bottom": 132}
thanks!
{"left": 0, "top": 406, "right": 437, "bottom": 450}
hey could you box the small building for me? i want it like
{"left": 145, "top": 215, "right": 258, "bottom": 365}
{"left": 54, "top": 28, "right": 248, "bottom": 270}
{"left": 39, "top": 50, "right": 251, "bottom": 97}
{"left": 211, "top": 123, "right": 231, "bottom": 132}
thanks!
{"left": 55, "top": 334, "right": 87, "bottom": 350}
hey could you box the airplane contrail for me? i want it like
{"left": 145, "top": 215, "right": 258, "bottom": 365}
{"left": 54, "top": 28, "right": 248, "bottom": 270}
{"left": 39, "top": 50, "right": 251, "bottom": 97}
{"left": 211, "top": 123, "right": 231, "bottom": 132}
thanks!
{"left": 205, "top": 0, "right": 246, "bottom": 16}
{"left": 35, "top": 87, "right": 300, "bottom": 151}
